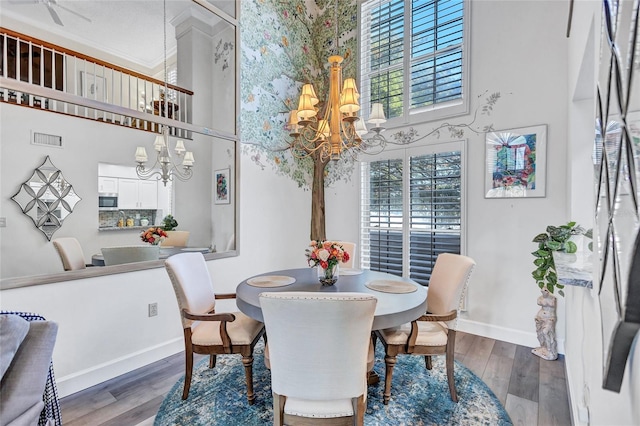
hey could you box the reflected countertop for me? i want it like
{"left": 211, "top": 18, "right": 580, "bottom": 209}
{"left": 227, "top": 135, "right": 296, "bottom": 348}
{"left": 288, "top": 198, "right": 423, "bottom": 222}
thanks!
{"left": 98, "top": 226, "right": 149, "bottom": 231}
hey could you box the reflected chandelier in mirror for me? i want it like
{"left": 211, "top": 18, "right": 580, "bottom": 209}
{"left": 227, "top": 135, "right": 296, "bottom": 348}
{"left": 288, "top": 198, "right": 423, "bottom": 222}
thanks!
{"left": 11, "top": 156, "right": 82, "bottom": 241}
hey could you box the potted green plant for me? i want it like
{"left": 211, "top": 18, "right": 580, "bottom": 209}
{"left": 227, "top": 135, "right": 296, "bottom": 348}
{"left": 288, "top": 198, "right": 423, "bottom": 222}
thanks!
{"left": 162, "top": 214, "right": 178, "bottom": 231}
{"left": 531, "top": 221, "right": 587, "bottom": 297}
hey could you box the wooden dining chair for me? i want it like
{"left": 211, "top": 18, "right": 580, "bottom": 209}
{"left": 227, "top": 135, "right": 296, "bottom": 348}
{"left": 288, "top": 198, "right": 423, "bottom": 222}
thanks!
{"left": 374, "top": 253, "right": 476, "bottom": 404}
{"left": 165, "top": 253, "right": 265, "bottom": 403}
{"left": 260, "top": 292, "right": 377, "bottom": 426}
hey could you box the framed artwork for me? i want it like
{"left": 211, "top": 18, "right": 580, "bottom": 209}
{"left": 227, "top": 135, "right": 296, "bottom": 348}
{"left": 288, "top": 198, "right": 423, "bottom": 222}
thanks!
{"left": 484, "top": 124, "right": 547, "bottom": 198}
{"left": 80, "top": 71, "right": 107, "bottom": 101}
{"left": 214, "top": 168, "right": 231, "bottom": 204}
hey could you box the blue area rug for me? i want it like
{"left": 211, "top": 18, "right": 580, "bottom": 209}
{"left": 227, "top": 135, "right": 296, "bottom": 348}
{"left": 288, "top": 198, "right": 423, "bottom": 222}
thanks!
{"left": 155, "top": 341, "right": 512, "bottom": 425}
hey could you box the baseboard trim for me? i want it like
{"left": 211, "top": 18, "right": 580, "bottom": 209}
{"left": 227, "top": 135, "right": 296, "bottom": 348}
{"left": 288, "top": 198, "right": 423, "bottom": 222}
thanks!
{"left": 56, "top": 337, "right": 183, "bottom": 398}
{"left": 457, "top": 318, "right": 565, "bottom": 354}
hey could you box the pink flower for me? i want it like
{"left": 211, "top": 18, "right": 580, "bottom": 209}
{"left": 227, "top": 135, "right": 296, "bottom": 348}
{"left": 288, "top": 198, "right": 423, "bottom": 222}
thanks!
{"left": 283, "top": 10, "right": 289, "bottom": 18}
{"left": 325, "top": 20, "right": 332, "bottom": 28}
{"left": 302, "top": 45, "right": 309, "bottom": 54}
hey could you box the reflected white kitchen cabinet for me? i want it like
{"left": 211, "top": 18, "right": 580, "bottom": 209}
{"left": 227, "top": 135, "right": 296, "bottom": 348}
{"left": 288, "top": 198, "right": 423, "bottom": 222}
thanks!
{"left": 118, "top": 178, "right": 158, "bottom": 209}
{"left": 98, "top": 176, "right": 118, "bottom": 193}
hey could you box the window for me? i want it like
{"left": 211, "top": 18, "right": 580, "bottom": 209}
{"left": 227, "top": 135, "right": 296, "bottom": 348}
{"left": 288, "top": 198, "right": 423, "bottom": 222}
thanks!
{"left": 360, "top": 0, "right": 468, "bottom": 126}
{"left": 361, "top": 142, "right": 464, "bottom": 285}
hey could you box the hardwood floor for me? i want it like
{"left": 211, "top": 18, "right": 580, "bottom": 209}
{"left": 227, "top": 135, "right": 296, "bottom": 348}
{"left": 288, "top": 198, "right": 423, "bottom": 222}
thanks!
{"left": 60, "top": 332, "right": 572, "bottom": 425}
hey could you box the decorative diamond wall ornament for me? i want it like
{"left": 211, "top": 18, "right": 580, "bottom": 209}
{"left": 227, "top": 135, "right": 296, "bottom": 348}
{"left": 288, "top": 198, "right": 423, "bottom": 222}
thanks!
{"left": 593, "top": 0, "right": 640, "bottom": 393}
{"left": 11, "top": 156, "right": 81, "bottom": 241}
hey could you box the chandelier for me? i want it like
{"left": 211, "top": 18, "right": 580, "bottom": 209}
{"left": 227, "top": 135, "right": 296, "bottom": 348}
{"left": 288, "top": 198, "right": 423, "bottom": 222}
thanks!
{"left": 135, "top": 126, "right": 194, "bottom": 187}
{"left": 287, "top": 58, "right": 389, "bottom": 162}
{"left": 286, "top": 4, "right": 388, "bottom": 161}
{"left": 134, "top": 0, "right": 194, "bottom": 187}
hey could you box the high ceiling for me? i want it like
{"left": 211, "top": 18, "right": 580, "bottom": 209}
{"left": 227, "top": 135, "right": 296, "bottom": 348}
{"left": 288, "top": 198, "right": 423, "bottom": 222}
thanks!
{"left": 0, "top": 0, "right": 225, "bottom": 69}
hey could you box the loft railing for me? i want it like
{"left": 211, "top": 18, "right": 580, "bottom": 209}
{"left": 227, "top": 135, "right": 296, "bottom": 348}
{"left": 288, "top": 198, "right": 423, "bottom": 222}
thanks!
{"left": 0, "top": 28, "right": 194, "bottom": 137}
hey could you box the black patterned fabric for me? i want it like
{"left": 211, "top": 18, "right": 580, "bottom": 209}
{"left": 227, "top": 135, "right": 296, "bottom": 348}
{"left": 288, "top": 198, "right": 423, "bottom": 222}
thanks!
{"left": 0, "top": 311, "right": 62, "bottom": 426}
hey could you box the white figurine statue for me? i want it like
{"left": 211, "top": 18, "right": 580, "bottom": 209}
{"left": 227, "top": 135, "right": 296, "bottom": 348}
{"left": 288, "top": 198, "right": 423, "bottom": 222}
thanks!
{"left": 532, "top": 288, "right": 558, "bottom": 360}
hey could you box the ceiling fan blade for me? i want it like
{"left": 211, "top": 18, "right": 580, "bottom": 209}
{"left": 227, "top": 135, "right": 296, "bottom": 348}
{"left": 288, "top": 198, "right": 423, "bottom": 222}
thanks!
{"left": 45, "top": 2, "right": 64, "bottom": 26}
{"left": 50, "top": 0, "right": 92, "bottom": 23}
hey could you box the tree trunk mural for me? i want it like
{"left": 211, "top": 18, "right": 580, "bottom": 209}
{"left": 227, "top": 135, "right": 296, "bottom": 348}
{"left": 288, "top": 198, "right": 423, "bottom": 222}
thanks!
{"left": 310, "top": 151, "right": 330, "bottom": 241}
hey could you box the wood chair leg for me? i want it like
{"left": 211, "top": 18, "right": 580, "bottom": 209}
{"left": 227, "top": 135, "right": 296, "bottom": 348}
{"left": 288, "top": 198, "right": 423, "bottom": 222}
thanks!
{"left": 273, "top": 392, "right": 286, "bottom": 426}
{"left": 425, "top": 355, "right": 432, "bottom": 370}
{"left": 242, "top": 355, "right": 256, "bottom": 405}
{"left": 182, "top": 345, "right": 193, "bottom": 400}
{"left": 352, "top": 394, "right": 365, "bottom": 426}
{"left": 383, "top": 354, "right": 397, "bottom": 405}
{"left": 446, "top": 330, "right": 458, "bottom": 402}
{"left": 209, "top": 354, "right": 216, "bottom": 369}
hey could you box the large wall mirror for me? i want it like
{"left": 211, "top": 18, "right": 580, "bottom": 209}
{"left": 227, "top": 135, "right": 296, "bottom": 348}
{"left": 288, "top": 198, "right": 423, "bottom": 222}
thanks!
{"left": 0, "top": 0, "right": 239, "bottom": 282}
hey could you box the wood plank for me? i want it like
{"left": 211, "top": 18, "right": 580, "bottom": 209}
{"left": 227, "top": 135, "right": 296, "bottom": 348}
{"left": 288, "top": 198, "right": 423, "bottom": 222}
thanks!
{"left": 99, "top": 395, "right": 166, "bottom": 426}
{"left": 60, "top": 388, "right": 117, "bottom": 424}
{"left": 482, "top": 353, "right": 515, "bottom": 405}
{"left": 461, "top": 335, "right": 494, "bottom": 377}
{"left": 508, "top": 345, "right": 540, "bottom": 402}
{"left": 539, "top": 356, "right": 571, "bottom": 425}
{"left": 505, "top": 393, "right": 539, "bottom": 426}
{"left": 491, "top": 339, "right": 517, "bottom": 359}
{"left": 454, "top": 331, "right": 476, "bottom": 358}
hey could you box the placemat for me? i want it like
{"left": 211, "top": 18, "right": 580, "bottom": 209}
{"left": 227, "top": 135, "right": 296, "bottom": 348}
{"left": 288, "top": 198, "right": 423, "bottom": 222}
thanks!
{"left": 365, "top": 279, "right": 417, "bottom": 294}
{"left": 341, "top": 268, "right": 363, "bottom": 275}
{"left": 246, "top": 275, "right": 296, "bottom": 288}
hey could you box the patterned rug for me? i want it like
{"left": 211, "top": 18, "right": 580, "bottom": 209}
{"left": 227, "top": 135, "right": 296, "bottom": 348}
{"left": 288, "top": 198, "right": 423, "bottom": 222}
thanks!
{"left": 155, "top": 341, "right": 512, "bottom": 425}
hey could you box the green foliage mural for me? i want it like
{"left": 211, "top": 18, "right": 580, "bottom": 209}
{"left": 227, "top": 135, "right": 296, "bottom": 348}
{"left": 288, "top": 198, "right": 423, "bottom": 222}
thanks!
{"left": 240, "top": 0, "right": 358, "bottom": 189}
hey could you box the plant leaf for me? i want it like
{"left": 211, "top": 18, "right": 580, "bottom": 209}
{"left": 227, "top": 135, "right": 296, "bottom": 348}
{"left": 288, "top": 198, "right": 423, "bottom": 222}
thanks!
{"left": 565, "top": 241, "right": 577, "bottom": 253}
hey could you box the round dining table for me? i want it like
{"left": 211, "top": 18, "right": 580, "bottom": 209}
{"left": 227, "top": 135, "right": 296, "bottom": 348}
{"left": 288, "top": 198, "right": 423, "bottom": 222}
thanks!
{"left": 236, "top": 267, "right": 428, "bottom": 331}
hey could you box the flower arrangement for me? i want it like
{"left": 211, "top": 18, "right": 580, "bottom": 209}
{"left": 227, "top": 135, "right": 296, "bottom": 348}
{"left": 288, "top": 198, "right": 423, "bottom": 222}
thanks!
{"left": 306, "top": 240, "right": 350, "bottom": 270}
{"left": 140, "top": 227, "right": 168, "bottom": 245}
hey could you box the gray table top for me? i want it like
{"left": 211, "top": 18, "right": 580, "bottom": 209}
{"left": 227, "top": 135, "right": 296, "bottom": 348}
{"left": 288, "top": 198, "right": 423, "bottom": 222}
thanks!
{"left": 236, "top": 268, "right": 428, "bottom": 331}
{"left": 91, "top": 246, "right": 211, "bottom": 266}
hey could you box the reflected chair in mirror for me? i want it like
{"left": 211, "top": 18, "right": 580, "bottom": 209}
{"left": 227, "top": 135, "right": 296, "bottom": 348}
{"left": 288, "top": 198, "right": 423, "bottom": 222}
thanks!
{"left": 336, "top": 241, "right": 357, "bottom": 269}
{"left": 375, "top": 253, "right": 476, "bottom": 404}
{"left": 101, "top": 245, "right": 160, "bottom": 266}
{"left": 161, "top": 231, "right": 190, "bottom": 247}
{"left": 260, "top": 292, "right": 377, "bottom": 425}
{"left": 52, "top": 237, "right": 91, "bottom": 271}
{"left": 165, "top": 253, "right": 265, "bottom": 403}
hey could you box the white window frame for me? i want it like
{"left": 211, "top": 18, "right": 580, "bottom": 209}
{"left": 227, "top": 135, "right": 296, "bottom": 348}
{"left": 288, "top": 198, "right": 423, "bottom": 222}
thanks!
{"left": 358, "top": 0, "right": 471, "bottom": 130}
{"left": 360, "top": 140, "right": 468, "bottom": 283}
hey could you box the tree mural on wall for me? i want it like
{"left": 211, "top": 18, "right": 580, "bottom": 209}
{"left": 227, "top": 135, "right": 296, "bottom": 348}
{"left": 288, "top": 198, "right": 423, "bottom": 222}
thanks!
{"left": 240, "top": 0, "right": 358, "bottom": 240}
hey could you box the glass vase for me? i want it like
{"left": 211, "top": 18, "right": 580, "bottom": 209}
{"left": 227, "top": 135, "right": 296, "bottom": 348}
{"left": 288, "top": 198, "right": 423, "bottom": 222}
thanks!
{"left": 318, "top": 263, "right": 339, "bottom": 286}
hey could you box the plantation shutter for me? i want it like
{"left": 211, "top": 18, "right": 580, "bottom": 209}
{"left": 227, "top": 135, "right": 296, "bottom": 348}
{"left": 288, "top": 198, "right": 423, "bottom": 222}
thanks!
{"left": 360, "top": 0, "right": 465, "bottom": 122}
{"left": 361, "top": 146, "right": 462, "bottom": 286}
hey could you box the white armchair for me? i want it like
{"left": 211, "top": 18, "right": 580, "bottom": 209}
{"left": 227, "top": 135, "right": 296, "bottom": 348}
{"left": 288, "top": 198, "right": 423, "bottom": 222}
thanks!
{"left": 259, "top": 292, "right": 377, "bottom": 425}
{"left": 375, "top": 253, "right": 476, "bottom": 404}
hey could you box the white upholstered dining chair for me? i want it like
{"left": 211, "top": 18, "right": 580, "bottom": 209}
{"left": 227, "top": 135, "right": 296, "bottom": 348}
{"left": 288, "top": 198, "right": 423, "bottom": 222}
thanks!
{"left": 336, "top": 241, "right": 357, "bottom": 269}
{"left": 52, "top": 237, "right": 90, "bottom": 271}
{"left": 259, "top": 292, "right": 377, "bottom": 426}
{"left": 101, "top": 245, "right": 160, "bottom": 266}
{"left": 374, "top": 253, "right": 476, "bottom": 404}
{"left": 165, "top": 253, "right": 265, "bottom": 403}
{"left": 161, "top": 230, "right": 190, "bottom": 247}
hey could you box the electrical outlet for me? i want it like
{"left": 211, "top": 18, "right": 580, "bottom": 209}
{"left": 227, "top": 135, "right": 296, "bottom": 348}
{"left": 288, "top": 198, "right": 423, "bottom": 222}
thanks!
{"left": 148, "top": 303, "right": 158, "bottom": 317}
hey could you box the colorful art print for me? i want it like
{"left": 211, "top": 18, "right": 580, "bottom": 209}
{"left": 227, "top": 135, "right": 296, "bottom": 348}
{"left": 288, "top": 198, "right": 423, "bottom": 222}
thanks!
{"left": 215, "top": 169, "right": 230, "bottom": 204}
{"left": 485, "top": 124, "right": 547, "bottom": 198}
